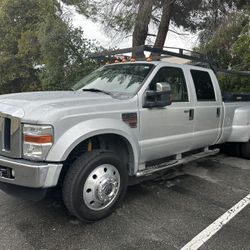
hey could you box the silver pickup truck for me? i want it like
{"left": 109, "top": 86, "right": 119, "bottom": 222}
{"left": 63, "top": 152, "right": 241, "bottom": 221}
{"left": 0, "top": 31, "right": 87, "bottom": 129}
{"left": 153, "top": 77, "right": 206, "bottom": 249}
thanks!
{"left": 0, "top": 52, "right": 250, "bottom": 222}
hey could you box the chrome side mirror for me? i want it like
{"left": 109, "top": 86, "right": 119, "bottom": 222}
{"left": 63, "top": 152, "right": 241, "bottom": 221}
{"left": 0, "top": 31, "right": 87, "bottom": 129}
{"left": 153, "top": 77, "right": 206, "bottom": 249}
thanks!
{"left": 156, "top": 82, "right": 171, "bottom": 92}
{"left": 143, "top": 82, "right": 172, "bottom": 108}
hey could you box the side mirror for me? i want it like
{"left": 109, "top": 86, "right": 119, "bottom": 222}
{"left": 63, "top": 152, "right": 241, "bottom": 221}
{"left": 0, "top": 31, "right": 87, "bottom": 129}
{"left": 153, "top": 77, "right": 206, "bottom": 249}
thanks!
{"left": 143, "top": 82, "right": 172, "bottom": 108}
{"left": 156, "top": 82, "right": 170, "bottom": 92}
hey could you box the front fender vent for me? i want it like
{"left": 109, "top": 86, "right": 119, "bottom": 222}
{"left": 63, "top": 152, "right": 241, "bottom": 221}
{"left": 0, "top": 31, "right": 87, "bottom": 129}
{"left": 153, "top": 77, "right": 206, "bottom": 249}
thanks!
{"left": 122, "top": 113, "right": 138, "bottom": 128}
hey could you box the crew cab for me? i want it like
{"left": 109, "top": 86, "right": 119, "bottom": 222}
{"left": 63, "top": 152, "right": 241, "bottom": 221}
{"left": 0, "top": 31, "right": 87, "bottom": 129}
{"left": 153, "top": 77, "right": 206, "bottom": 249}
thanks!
{"left": 0, "top": 47, "right": 250, "bottom": 222}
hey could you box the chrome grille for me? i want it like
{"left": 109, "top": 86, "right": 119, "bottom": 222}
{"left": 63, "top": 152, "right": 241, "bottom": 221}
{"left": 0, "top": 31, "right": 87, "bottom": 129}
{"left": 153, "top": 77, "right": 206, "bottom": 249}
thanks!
{"left": 0, "top": 113, "right": 22, "bottom": 158}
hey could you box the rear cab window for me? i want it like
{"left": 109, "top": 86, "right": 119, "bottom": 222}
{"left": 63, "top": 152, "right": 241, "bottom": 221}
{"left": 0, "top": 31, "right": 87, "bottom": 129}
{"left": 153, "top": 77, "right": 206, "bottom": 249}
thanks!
{"left": 191, "top": 70, "right": 216, "bottom": 102}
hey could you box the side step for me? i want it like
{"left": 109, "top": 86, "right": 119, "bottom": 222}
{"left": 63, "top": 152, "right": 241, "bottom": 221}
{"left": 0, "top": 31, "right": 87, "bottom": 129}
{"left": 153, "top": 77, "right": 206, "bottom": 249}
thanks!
{"left": 136, "top": 148, "right": 220, "bottom": 177}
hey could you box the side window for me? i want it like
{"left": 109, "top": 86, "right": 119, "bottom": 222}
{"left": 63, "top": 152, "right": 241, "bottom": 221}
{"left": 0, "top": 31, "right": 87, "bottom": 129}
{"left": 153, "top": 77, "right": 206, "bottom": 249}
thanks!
{"left": 191, "top": 70, "right": 216, "bottom": 101}
{"left": 150, "top": 67, "right": 189, "bottom": 102}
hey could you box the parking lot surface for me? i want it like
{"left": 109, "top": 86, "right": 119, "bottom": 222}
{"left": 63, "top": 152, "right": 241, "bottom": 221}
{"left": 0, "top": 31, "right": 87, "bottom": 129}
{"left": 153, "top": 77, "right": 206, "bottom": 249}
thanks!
{"left": 0, "top": 154, "right": 249, "bottom": 250}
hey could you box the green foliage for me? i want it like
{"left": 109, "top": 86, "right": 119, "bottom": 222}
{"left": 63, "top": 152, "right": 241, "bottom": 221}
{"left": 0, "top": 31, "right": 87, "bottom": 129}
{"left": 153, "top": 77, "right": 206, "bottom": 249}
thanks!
{"left": 63, "top": 0, "right": 248, "bottom": 39}
{"left": 0, "top": 0, "right": 99, "bottom": 94}
{"left": 198, "top": 8, "right": 250, "bottom": 92}
{"left": 197, "top": 0, "right": 248, "bottom": 44}
{"left": 232, "top": 34, "right": 250, "bottom": 70}
{"left": 219, "top": 74, "right": 250, "bottom": 93}
{"left": 200, "top": 9, "right": 250, "bottom": 69}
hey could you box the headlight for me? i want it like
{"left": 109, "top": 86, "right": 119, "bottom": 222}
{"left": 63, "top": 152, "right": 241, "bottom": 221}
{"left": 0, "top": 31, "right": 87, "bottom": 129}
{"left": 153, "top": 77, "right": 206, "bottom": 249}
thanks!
{"left": 23, "top": 124, "right": 54, "bottom": 161}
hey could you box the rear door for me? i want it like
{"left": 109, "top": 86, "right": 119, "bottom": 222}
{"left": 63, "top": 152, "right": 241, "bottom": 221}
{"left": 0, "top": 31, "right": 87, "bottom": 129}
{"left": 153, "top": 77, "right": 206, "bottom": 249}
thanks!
{"left": 188, "top": 69, "right": 223, "bottom": 148}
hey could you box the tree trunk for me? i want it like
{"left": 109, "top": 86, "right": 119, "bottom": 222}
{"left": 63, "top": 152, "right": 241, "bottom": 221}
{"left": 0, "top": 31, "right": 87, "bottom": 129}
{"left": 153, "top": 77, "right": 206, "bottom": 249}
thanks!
{"left": 152, "top": 0, "right": 174, "bottom": 56}
{"left": 132, "top": 0, "right": 154, "bottom": 57}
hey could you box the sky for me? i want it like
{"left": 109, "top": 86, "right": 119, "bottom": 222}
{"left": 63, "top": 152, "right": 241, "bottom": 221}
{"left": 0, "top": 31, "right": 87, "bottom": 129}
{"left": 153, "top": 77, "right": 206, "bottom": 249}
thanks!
{"left": 61, "top": 3, "right": 199, "bottom": 50}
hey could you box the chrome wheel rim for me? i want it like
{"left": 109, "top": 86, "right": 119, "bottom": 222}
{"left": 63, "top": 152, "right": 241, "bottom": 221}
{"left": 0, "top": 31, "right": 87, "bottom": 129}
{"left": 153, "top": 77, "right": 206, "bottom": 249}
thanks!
{"left": 83, "top": 164, "right": 120, "bottom": 211}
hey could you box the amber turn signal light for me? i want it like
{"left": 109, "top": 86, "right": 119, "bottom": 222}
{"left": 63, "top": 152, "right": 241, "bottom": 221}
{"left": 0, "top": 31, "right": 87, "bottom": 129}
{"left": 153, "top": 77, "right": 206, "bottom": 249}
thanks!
{"left": 24, "top": 134, "right": 53, "bottom": 144}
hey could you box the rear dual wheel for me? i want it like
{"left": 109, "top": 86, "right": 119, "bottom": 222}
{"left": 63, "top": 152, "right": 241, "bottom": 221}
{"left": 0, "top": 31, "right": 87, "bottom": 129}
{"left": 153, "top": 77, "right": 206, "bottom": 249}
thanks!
{"left": 62, "top": 150, "right": 128, "bottom": 222}
{"left": 222, "top": 141, "right": 250, "bottom": 159}
{"left": 240, "top": 141, "right": 250, "bottom": 159}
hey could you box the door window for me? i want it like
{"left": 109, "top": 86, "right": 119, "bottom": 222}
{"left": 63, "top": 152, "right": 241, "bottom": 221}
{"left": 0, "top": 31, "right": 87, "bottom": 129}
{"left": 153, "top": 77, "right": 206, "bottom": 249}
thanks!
{"left": 191, "top": 70, "right": 216, "bottom": 101}
{"left": 150, "top": 67, "right": 189, "bottom": 102}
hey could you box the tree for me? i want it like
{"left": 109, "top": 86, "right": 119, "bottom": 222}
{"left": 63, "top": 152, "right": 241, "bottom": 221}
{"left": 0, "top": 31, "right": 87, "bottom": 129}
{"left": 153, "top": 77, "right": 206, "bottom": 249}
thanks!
{"left": 0, "top": 0, "right": 46, "bottom": 93}
{"left": 198, "top": 0, "right": 249, "bottom": 45}
{"left": 152, "top": 0, "right": 175, "bottom": 52}
{"left": 132, "top": 0, "right": 154, "bottom": 57}
{"left": 198, "top": 8, "right": 250, "bottom": 92}
{"left": 63, "top": 0, "right": 248, "bottom": 53}
{"left": 0, "top": 0, "right": 99, "bottom": 94}
{"left": 38, "top": 14, "right": 99, "bottom": 90}
{"left": 199, "top": 8, "right": 250, "bottom": 70}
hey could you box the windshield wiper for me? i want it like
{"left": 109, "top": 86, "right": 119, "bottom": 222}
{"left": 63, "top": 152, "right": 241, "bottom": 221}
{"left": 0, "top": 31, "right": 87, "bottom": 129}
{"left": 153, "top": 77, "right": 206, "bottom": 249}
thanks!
{"left": 82, "top": 88, "right": 113, "bottom": 97}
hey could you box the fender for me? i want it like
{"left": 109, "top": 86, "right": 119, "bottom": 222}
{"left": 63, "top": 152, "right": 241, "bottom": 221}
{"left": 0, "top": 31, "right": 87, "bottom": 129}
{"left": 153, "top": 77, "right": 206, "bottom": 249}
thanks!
{"left": 228, "top": 106, "right": 250, "bottom": 142}
{"left": 46, "top": 118, "right": 140, "bottom": 173}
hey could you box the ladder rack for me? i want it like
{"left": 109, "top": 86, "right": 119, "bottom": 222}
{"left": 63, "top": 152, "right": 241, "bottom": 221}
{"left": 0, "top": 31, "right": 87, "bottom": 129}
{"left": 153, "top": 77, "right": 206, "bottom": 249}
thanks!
{"left": 90, "top": 45, "right": 250, "bottom": 77}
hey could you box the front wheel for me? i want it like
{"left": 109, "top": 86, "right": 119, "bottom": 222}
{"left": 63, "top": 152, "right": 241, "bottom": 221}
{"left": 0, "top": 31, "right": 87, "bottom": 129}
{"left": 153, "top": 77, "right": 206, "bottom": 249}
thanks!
{"left": 62, "top": 150, "right": 128, "bottom": 222}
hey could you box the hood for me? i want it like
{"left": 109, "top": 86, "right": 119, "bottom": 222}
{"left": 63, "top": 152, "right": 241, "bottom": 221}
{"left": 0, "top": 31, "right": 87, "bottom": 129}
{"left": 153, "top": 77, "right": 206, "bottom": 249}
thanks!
{"left": 0, "top": 91, "right": 123, "bottom": 123}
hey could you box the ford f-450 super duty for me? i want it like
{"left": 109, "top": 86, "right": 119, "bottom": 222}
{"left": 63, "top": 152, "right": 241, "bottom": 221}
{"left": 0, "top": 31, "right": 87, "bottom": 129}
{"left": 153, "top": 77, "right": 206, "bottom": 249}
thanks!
{"left": 0, "top": 46, "right": 249, "bottom": 222}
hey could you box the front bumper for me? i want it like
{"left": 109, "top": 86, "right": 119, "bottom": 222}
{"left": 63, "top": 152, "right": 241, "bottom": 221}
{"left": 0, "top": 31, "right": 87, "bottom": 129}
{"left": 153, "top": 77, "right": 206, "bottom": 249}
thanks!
{"left": 0, "top": 155, "right": 63, "bottom": 188}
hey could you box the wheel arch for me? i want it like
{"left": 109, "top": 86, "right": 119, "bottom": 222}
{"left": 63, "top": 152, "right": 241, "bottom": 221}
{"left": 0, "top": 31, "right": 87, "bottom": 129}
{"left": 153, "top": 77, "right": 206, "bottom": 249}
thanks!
{"left": 64, "top": 133, "right": 137, "bottom": 174}
{"left": 46, "top": 119, "right": 140, "bottom": 176}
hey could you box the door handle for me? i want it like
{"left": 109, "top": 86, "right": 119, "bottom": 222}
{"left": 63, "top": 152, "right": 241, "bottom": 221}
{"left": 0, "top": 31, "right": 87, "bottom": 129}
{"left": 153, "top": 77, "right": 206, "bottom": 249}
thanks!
{"left": 189, "top": 109, "right": 194, "bottom": 120}
{"left": 184, "top": 109, "right": 194, "bottom": 120}
{"left": 216, "top": 107, "right": 221, "bottom": 117}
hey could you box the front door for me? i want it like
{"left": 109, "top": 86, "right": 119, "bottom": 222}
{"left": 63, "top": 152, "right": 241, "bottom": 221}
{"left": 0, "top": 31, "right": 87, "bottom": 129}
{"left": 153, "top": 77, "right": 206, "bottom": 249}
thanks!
{"left": 139, "top": 66, "right": 195, "bottom": 163}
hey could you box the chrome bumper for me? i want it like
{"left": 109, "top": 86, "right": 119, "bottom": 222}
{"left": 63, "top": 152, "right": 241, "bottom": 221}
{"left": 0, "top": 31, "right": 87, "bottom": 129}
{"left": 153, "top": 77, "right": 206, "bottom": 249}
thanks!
{"left": 0, "top": 155, "right": 62, "bottom": 188}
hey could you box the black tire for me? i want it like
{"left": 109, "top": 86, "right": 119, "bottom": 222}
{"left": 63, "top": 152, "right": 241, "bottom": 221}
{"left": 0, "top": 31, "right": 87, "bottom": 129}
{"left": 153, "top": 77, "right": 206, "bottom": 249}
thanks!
{"left": 62, "top": 150, "right": 128, "bottom": 222}
{"left": 240, "top": 141, "right": 250, "bottom": 159}
{"left": 220, "top": 142, "right": 241, "bottom": 157}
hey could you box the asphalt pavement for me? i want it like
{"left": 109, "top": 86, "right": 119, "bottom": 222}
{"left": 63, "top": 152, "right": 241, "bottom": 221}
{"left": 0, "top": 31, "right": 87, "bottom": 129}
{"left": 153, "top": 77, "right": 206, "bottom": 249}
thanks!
{"left": 0, "top": 154, "right": 249, "bottom": 250}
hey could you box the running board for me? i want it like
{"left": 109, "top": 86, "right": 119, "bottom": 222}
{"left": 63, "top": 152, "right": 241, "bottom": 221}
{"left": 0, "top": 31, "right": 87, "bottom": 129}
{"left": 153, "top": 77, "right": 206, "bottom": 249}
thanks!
{"left": 136, "top": 148, "right": 220, "bottom": 177}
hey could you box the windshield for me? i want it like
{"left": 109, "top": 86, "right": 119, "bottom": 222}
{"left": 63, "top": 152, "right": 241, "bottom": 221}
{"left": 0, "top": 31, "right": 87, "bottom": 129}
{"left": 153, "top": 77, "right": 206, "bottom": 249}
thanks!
{"left": 72, "top": 64, "right": 154, "bottom": 95}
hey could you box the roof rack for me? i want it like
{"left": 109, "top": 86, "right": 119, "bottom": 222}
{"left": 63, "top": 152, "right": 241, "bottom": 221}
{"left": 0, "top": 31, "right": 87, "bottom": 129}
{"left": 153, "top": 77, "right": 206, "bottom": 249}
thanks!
{"left": 90, "top": 45, "right": 212, "bottom": 64}
{"left": 90, "top": 45, "right": 250, "bottom": 77}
